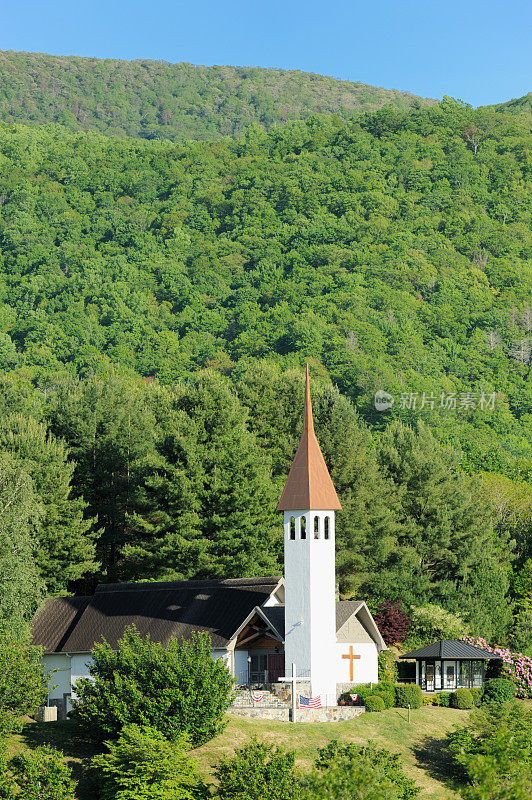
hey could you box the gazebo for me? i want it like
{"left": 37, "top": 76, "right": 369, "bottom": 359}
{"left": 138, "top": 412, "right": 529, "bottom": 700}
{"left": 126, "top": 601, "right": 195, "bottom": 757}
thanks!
{"left": 399, "top": 639, "right": 502, "bottom": 692}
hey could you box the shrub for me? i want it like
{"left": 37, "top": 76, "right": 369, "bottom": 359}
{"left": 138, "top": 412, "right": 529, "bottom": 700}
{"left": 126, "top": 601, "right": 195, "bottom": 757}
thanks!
{"left": 92, "top": 725, "right": 202, "bottom": 800}
{"left": 373, "top": 601, "right": 411, "bottom": 645}
{"left": 437, "top": 692, "right": 451, "bottom": 707}
{"left": 365, "top": 695, "right": 385, "bottom": 713}
{"left": 372, "top": 681, "right": 396, "bottom": 709}
{"left": 378, "top": 650, "right": 398, "bottom": 683}
{"left": 470, "top": 687, "right": 482, "bottom": 707}
{"left": 2, "top": 745, "right": 76, "bottom": 800}
{"left": 446, "top": 701, "right": 532, "bottom": 799}
{"left": 482, "top": 678, "right": 515, "bottom": 703}
{"left": 0, "top": 632, "right": 48, "bottom": 736}
{"left": 309, "top": 740, "right": 419, "bottom": 799}
{"left": 395, "top": 684, "right": 423, "bottom": 709}
{"left": 215, "top": 740, "right": 302, "bottom": 800}
{"left": 463, "top": 636, "right": 532, "bottom": 698}
{"left": 343, "top": 683, "right": 374, "bottom": 705}
{"left": 450, "top": 688, "right": 474, "bottom": 709}
{"left": 71, "top": 626, "right": 234, "bottom": 745}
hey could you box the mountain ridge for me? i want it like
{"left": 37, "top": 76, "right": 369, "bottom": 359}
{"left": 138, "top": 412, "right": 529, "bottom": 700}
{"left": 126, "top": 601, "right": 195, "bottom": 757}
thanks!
{"left": 0, "top": 49, "right": 436, "bottom": 141}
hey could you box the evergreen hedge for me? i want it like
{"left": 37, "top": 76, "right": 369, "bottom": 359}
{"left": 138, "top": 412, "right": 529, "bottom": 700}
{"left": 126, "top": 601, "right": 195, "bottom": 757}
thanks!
{"left": 450, "top": 688, "right": 474, "bottom": 709}
{"left": 394, "top": 684, "right": 423, "bottom": 709}
{"left": 364, "top": 696, "right": 385, "bottom": 713}
{"left": 481, "top": 678, "right": 515, "bottom": 703}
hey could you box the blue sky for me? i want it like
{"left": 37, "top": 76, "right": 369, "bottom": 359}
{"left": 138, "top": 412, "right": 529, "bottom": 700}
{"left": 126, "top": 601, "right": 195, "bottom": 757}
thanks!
{"left": 2, "top": 0, "right": 531, "bottom": 106}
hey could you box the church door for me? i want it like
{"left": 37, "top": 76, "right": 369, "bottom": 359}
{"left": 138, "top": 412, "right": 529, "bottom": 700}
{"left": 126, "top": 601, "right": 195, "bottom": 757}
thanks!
{"left": 267, "top": 653, "right": 285, "bottom": 683}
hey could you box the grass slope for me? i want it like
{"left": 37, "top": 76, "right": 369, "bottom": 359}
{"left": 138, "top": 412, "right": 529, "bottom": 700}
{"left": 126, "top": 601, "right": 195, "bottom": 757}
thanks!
{"left": 195, "top": 708, "right": 465, "bottom": 799}
{"left": 9, "top": 708, "right": 466, "bottom": 798}
{"left": 0, "top": 49, "right": 435, "bottom": 141}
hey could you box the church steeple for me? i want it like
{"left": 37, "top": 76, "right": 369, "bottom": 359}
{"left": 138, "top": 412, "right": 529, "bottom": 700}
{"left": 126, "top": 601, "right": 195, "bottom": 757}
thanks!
{"left": 280, "top": 364, "right": 340, "bottom": 704}
{"left": 277, "top": 365, "right": 342, "bottom": 511}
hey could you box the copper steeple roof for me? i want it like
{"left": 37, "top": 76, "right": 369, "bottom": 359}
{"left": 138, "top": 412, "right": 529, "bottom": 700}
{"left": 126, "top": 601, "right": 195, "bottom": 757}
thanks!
{"left": 277, "top": 365, "right": 342, "bottom": 511}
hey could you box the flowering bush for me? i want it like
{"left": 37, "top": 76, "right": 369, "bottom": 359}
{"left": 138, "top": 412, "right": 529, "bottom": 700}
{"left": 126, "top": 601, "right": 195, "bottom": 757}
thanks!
{"left": 463, "top": 636, "right": 532, "bottom": 699}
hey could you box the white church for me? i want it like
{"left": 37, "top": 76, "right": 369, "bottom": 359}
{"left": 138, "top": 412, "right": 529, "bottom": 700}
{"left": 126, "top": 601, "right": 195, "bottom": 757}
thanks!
{"left": 32, "top": 367, "right": 386, "bottom": 716}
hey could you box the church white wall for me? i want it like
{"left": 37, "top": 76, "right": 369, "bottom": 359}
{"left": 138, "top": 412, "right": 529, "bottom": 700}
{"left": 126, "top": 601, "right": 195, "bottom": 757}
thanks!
{"left": 212, "top": 648, "right": 230, "bottom": 665}
{"left": 70, "top": 654, "right": 93, "bottom": 699}
{"left": 262, "top": 595, "right": 280, "bottom": 607}
{"left": 234, "top": 649, "right": 249, "bottom": 682}
{"left": 334, "top": 642, "right": 378, "bottom": 687}
{"left": 284, "top": 510, "right": 337, "bottom": 701}
{"left": 43, "top": 654, "right": 72, "bottom": 701}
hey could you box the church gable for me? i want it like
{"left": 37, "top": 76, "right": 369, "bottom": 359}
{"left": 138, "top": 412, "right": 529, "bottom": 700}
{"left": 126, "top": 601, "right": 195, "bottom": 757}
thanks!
{"left": 336, "top": 600, "right": 386, "bottom": 650}
{"left": 337, "top": 613, "right": 375, "bottom": 644}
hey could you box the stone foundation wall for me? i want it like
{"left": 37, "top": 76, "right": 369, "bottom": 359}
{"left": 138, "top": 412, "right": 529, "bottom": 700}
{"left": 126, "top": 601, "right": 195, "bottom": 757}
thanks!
{"left": 336, "top": 682, "right": 374, "bottom": 698}
{"left": 228, "top": 705, "right": 365, "bottom": 723}
{"left": 229, "top": 707, "right": 290, "bottom": 721}
{"left": 297, "top": 706, "right": 365, "bottom": 722}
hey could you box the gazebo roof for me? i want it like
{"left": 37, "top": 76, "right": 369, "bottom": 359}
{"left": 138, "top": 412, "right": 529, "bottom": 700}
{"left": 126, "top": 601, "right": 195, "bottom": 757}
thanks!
{"left": 400, "top": 639, "right": 502, "bottom": 660}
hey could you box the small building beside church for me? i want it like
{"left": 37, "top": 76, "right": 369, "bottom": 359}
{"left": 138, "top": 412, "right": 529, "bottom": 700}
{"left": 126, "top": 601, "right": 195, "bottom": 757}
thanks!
{"left": 399, "top": 639, "right": 502, "bottom": 692}
{"left": 32, "top": 366, "right": 386, "bottom": 715}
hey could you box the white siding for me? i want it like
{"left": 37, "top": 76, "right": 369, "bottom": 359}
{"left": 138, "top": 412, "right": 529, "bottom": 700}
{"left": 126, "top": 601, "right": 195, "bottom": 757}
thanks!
{"left": 284, "top": 510, "right": 337, "bottom": 701}
{"left": 334, "top": 642, "right": 379, "bottom": 686}
{"left": 70, "top": 654, "right": 93, "bottom": 699}
{"left": 212, "top": 648, "right": 230, "bottom": 665}
{"left": 43, "top": 654, "right": 71, "bottom": 701}
{"left": 234, "top": 649, "right": 249, "bottom": 683}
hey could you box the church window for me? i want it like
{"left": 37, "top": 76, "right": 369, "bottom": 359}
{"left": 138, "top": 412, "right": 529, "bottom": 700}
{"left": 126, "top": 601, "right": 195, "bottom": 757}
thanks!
{"left": 300, "top": 515, "right": 306, "bottom": 539}
{"left": 290, "top": 516, "right": 296, "bottom": 540}
{"left": 314, "top": 516, "right": 320, "bottom": 538}
{"left": 324, "top": 517, "right": 330, "bottom": 539}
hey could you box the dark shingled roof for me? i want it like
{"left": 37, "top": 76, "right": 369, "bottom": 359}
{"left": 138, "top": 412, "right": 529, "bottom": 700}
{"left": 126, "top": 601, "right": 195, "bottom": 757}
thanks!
{"left": 260, "top": 605, "right": 286, "bottom": 639}
{"left": 336, "top": 600, "right": 363, "bottom": 630}
{"left": 32, "top": 581, "right": 375, "bottom": 655}
{"left": 32, "top": 577, "right": 282, "bottom": 653}
{"left": 31, "top": 595, "right": 91, "bottom": 654}
{"left": 400, "top": 639, "right": 502, "bottom": 660}
{"left": 242, "top": 601, "right": 366, "bottom": 641}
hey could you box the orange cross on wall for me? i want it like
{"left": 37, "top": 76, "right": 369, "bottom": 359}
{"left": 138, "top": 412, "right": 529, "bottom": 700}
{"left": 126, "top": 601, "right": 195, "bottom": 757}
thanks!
{"left": 342, "top": 645, "right": 361, "bottom": 681}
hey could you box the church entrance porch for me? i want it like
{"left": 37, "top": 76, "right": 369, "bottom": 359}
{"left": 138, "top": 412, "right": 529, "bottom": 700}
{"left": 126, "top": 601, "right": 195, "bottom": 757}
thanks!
{"left": 232, "top": 605, "right": 286, "bottom": 687}
{"left": 246, "top": 652, "right": 285, "bottom": 684}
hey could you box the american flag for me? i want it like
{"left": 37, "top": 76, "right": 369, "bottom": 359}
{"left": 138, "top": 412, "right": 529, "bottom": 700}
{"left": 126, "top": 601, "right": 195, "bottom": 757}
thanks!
{"left": 299, "top": 695, "right": 322, "bottom": 709}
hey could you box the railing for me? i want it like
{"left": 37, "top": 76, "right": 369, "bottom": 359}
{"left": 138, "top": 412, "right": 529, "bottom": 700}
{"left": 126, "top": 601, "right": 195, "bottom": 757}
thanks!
{"left": 234, "top": 669, "right": 311, "bottom": 689}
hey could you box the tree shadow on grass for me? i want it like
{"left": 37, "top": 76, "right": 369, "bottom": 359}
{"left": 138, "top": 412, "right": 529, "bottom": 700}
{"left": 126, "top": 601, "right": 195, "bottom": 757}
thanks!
{"left": 413, "top": 735, "right": 465, "bottom": 793}
{"left": 21, "top": 720, "right": 101, "bottom": 800}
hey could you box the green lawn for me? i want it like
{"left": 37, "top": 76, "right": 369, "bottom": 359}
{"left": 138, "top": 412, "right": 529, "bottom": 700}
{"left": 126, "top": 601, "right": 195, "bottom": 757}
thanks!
{"left": 10, "top": 706, "right": 467, "bottom": 799}
{"left": 194, "top": 708, "right": 466, "bottom": 799}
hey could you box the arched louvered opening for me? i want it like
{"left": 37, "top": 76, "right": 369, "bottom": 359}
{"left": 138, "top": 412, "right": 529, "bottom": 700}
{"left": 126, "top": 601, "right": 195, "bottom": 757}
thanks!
{"left": 290, "top": 516, "right": 296, "bottom": 540}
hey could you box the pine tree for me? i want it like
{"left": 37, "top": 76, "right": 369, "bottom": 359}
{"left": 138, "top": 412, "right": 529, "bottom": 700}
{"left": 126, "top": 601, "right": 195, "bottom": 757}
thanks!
{"left": 123, "top": 371, "right": 280, "bottom": 580}
{"left": 0, "top": 414, "right": 96, "bottom": 592}
{"left": 376, "top": 421, "right": 512, "bottom": 638}
{"left": 0, "top": 453, "right": 43, "bottom": 640}
{"left": 47, "top": 376, "right": 158, "bottom": 578}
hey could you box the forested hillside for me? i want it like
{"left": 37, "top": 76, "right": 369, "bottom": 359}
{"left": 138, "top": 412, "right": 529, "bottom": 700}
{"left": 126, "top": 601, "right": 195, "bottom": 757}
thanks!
{"left": 0, "top": 50, "right": 434, "bottom": 141}
{"left": 0, "top": 100, "right": 531, "bottom": 645}
{"left": 488, "top": 92, "right": 532, "bottom": 115}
